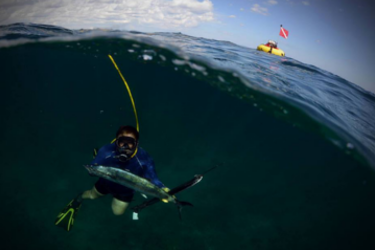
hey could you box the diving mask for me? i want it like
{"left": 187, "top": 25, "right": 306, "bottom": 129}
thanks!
{"left": 115, "top": 136, "right": 137, "bottom": 162}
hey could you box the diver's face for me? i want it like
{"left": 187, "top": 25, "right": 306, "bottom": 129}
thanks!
{"left": 115, "top": 132, "right": 137, "bottom": 162}
{"left": 117, "top": 132, "right": 136, "bottom": 149}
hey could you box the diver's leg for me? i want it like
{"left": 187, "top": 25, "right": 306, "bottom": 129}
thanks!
{"left": 111, "top": 198, "right": 130, "bottom": 216}
{"left": 80, "top": 178, "right": 108, "bottom": 200}
{"left": 82, "top": 186, "right": 105, "bottom": 200}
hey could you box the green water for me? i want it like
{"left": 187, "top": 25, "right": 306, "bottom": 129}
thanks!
{"left": 1, "top": 41, "right": 374, "bottom": 250}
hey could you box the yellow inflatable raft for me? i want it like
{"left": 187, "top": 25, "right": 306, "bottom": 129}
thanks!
{"left": 257, "top": 44, "right": 285, "bottom": 57}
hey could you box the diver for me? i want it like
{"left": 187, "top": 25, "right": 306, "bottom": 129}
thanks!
{"left": 266, "top": 40, "right": 278, "bottom": 53}
{"left": 55, "top": 125, "right": 170, "bottom": 231}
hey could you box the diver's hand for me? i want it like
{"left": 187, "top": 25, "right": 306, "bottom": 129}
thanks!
{"left": 161, "top": 187, "right": 176, "bottom": 203}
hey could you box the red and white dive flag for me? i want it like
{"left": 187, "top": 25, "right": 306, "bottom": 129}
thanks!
{"left": 279, "top": 25, "right": 289, "bottom": 39}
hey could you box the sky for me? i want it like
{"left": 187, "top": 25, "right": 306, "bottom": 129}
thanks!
{"left": 0, "top": 0, "right": 374, "bottom": 93}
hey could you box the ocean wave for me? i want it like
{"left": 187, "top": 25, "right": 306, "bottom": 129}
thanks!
{"left": 1, "top": 23, "right": 374, "bottom": 168}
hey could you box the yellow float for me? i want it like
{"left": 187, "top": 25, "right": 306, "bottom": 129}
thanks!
{"left": 257, "top": 40, "right": 285, "bottom": 57}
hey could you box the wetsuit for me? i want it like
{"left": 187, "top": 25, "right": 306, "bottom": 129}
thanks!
{"left": 91, "top": 143, "right": 165, "bottom": 202}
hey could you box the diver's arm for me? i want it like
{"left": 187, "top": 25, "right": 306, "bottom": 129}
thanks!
{"left": 90, "top": 145, "right": 109, "bottom": 165}
{"left": 143, "top": 159, "right": 165, "bottom": 188}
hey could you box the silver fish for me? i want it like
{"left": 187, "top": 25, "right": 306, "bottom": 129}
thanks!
{"left": 84, "top": 164, "right": 192, "bottom": 218}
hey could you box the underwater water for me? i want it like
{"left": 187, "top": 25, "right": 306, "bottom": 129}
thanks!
{"left": 0, "top": 23, "right": 374, "bottom": 250}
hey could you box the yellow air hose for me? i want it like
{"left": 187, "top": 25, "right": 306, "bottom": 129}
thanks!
{"left": 108, "top": 55, "right": 139, "bottom": 158}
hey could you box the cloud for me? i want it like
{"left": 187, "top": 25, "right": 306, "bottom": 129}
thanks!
{"left": 302, "top": 1, "right": 310, "bottom": 6}
{"left": 251, "top": 4, "right": 269, "bottom": 15}
{"left": 0, "top": 0, "right": 214, "bottom": 29}
{"left": 240, "top": 8, "right": 244, "bottom": 11}
{"left": 266, "top": 0, "right": 278, "bottom": 5}
{"left": 228, "top": 15, "right": 236, "bottom": 18}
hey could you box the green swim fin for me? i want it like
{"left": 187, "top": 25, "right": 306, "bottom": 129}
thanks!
{"left": 55, "top": 198, "right": 82, "bottom": 232}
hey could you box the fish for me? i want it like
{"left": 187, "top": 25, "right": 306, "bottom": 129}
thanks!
{"left": 84, "top": 164, "right": 193, "bottom": 218}
{"left": 131, "top": 166, "right": 217, "bottom": 214}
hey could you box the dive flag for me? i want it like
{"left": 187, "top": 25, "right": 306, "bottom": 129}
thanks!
{"left": 279, "top": 25, "right": 289, "bottom": 39}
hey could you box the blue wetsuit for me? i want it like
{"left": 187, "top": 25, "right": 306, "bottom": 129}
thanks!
{"left": 91, "top": 143, "right": 165, "bottom": 202}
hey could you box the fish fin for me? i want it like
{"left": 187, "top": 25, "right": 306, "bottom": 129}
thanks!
{"left": 177, "top": 201, "right": 193, "bottom": 207}
{"left": 175, "top": 200, "right": 194, "bottom": 220}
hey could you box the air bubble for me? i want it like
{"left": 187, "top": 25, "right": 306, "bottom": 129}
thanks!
{"left": 142, "top": 55, "right": 152, "bottom": 60}
{"left": 172, "top": 59, "right": 186, "bottom": 66}
{"left": 189, "top": 62, "right": 205, "bottom": 72}
{"left": 346, "top": 143, "right": 354, "bottom": 149}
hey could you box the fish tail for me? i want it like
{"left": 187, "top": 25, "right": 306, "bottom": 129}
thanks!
{"left": 175, "top": 200, "right": 193, "bottom": 220}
